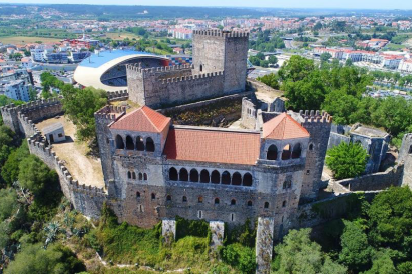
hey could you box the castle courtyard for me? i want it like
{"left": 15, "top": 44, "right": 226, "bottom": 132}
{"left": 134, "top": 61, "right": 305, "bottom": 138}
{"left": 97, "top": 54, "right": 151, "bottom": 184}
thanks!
{"left": 36, "top": 116, "right": 105, "bottom": 189}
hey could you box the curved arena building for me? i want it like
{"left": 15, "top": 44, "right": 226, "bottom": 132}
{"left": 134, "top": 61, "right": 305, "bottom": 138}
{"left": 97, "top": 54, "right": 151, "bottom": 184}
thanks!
{"left": 74, "top": 50, "right": 170, "bottom": 91}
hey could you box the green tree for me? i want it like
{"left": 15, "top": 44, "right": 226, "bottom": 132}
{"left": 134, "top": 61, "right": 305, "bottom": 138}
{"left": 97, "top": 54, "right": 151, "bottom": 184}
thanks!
{"left": 4, "top": 243, "right": 85, "bottom": 274}
{"left": 273, "top": 229, "right": 347, "bottom": 274}
{"left": 1, "top": 142, "right": 29, "bottom": 186}
{"left": 339, "top": 220, "right": 372, "bottom": 271}
{"left": 368, "top": 187, "right": 412, "bottom": 252}
{"left": 398, "top": 261, "right": 412, "bottom": 274}
{"left": 278, "top": 55, "right": 315, "bottom": 82}
{"left": 0, "top": 125, "right": 19, "bottom": 167}
{"left": 322, "top": 89, "right": 360, "bottom": 125}
{"left": 326, "top": 142, "right": 368, "bottom": 180}
{"left": 61, "top": 86, "right": 107, "bottom": 140}
{"left": 0, "top": 188, "right": 18, "bottom": 221}
{"left": 221, "top": 243, "right": 256, "bottom": 274}
{"left": 18, "top": 154, "right": 58, "bottom": 196}
{"left": 320, "top": 52, "right": 332, "bottom": 63}
{"left": 363, "top": 249, "right": 396, "bottom": 274}
{"left": 268, "top": 55, "right": 278, "bottom": 65}
{"left": 257, "top": 73, "right": 280, "bottom": 90}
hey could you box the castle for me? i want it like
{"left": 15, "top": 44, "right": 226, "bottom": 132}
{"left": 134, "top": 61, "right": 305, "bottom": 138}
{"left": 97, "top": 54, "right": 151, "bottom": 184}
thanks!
{"left": 2, "top": 29, "right": 407, "bottom": 273}
{"left": 126, "top": 30, "right": 249, "bottom": 108}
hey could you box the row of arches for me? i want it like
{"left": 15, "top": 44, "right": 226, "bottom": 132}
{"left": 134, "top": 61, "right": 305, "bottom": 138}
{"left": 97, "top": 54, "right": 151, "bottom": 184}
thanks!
{"left": 115, "top": 135, "right": 155, "bottom": 152}
{"left": 127, "top": 171, "right": 148, "bottom": 181}
{"left": 168, "top": 167, "right": 253, "bottom": 187}
{"left": 266, "top": 143, "right": 302, "bottom": 161}
{"left": 135, "top": 192, "right": 288, "bottom": 209}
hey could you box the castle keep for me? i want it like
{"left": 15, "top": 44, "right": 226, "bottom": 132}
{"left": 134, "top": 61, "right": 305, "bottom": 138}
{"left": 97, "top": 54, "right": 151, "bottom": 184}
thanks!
{"left": 126, "top": 30, "right": 249, "bottom": 108}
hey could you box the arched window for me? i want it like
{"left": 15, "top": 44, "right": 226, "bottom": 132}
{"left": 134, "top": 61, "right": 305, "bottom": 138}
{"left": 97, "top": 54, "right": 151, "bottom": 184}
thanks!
{"left": 198, "top": 196, "right": 203, "bottom": 203}
{"left": 115, "top": 135, "right": 124, "bottom": 149}
{"left": 146, "top": 137, "right": 155, "bottom": 152}
{"left": 409, "top": 145, "right": 412, "bottom": 154}
{"left": 243, "top": 173, "right": 253, "bottom": 187}
{"left": 231, "top": 199, "right": 236, "bottom": 205}
{"left": 143, "top": 173, "right": 147, "bottom": 181}
{"left": 136, "top": 136, "right": 144, "bottom": 151}
{"left": 136, "top": 191, "right": 140, "bottom": 198}
{"left": 247, "top": 200, "right": 253, "bottom": 207}
{"left": 139, "top": 173, "right": 143, "bottom": 180}
{"left": 127, "top": 171, "right": 131, "bottom": 179}
{"left": 282, "top": 201, "right": 286, "bottom": 207}
{"left": 292, "top": 143, "right": 302, "bottom": 159}
{"left": 179, "top": 168, "right": 188, "bottom": 181}
{"left": 151, "top": 193, "right": 156, "bottom": 200}
{"left": 264, "top": 202, "right": 269, "bottom": 209}
{"left": 211, "top": 170, "right": 220, "bottom": 184}
{"left": 132, "top": 172, "right": 136, "bottom": 180}
{"left": 199, "top": 64, "right": 203, "bottom": 72}
{"left": 222, "top": 171, "right": 231, "bottom": 185}
{"left": 189, "top": 169, "right": 199, "bottom": 182}
{"left": 283, "top": 177, "right": 292, "bottom": 189}
{"left": 215, "top": 198, "right": 220, "bottom": 205}
{"left": 267, "top": 144, "right": 278, "bottom": 160}
{"left": 166, "top": 195, "right": 171, "bottom": 201}
{"left": 281, "top": 144, "right": 292, "bottom": 160}
{"left": 309, "top": 143, "right": 314, "bottom": 151}
{"left": 169, "top": 167, "right": 178, "bottom": 181}
{"left": 182, "top": 196, "right": 187, "bottom": 202}
{"left": 232, "top": 172, "right": 242, "bottom": 186}
{"left": 200, "top": 169, "right": 210, "bottom": 183}
{"left": 125, "top": 135, "right": 134, "bottom": 150}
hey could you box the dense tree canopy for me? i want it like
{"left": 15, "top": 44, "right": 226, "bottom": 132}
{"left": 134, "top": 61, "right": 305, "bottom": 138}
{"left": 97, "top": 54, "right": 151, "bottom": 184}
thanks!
{"left": 326, "top": 142, "right": 368, "bottom": 180}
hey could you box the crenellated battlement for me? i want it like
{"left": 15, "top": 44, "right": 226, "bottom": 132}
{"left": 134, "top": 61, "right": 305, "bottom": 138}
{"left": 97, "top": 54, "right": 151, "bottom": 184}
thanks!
{"left": 27, "top": 134, "right": 107, "bottom": 199}
{"left": 1, "top": 97, "right": 62, "bottom": 114}
{"left": 299, "top": 110, "right": 333, "bottom": 123}
{"left": 159, "top": 71, "right": 224, "bottom": 85}
{"left": 193, "top": 29, "right": 249, "bottom": 38}
{"left": 94, "top": 105, "right": 126, "bottom": 120}
{"left": 107, "top": 90, "right": 129, "bottom": 102}
{"left": 126, "top": 64, "right": 192, "bottom": 76}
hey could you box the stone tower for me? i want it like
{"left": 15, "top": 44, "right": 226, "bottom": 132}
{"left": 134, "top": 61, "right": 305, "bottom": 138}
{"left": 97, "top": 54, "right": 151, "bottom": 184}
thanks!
{"left": 295, "top": 110, "right": 332, "bottom": 203}
{"left": 192, "top": 30, "right": 249, "bottom": 93}
{"left": 94, "top": 105, "right": 126, "bottom": 187}
{"left": 399, "top": 133, "right": 412, "bottom": 189}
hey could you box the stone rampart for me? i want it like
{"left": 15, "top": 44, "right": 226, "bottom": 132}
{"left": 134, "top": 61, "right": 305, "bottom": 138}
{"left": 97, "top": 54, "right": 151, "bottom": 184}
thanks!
{"left": 107, "top": 90, "right": 128, "bottom": 102}
{"left": 335, "top": 164, "right": 403, "bottom": 191}
{"left": 27, "top": 134, "right": 106, "bottom": 219}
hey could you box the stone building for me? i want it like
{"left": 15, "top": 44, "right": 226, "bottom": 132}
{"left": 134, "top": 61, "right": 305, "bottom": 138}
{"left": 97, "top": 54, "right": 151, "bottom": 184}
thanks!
{"left": 43, "top": 122, "right": 65, "bottom": 143}
{"left": 94, "top": 104, "right": 332, "bottom": 235}
{"left": 126, "top": 30, "right": 249, "bottom": 108}
{"left": 328, "top": 123, "right": 390, "bottom": 174}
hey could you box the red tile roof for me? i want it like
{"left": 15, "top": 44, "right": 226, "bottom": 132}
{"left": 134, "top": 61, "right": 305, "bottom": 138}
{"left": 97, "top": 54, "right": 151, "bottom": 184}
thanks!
{"left": 110, "top": 106, "right": 171, "bottom": 133}
{"left": 164, "top": 128, "right": 261, "bottom": 165}
{"left": 263, "top": 113, "right": 310, "bottom": 140}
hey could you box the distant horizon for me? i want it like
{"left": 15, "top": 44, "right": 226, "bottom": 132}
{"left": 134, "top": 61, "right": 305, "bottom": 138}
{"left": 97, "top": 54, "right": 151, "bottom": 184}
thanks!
{"left": 0, "top": 0, "right": 411, "bottom": 11}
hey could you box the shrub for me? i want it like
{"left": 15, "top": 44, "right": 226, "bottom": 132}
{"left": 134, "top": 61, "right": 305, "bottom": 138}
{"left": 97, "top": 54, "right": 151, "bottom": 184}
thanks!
{"left": 221, "top": 243, "right": 256, "bottom": 274}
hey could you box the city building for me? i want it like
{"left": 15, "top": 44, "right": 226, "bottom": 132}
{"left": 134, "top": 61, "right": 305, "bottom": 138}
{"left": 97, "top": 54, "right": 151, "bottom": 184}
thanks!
{"left": 1, "top": 79, "right": 30, "bottom": 102}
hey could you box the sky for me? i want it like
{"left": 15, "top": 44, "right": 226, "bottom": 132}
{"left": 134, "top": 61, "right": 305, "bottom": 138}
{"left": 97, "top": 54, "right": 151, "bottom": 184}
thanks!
{"left": 0, "top": 0, "right": 411, "bottom": 10}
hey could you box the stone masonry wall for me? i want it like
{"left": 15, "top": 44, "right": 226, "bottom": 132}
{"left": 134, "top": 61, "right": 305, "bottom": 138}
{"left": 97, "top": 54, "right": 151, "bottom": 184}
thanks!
{"left": 336, "top": 164, "right": 403, "bottom": 191}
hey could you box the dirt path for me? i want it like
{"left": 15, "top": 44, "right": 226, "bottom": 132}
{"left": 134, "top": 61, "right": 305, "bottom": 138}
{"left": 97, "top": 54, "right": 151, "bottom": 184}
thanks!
{"left": 36, "top": 116, "right": 105, "bottom": 189}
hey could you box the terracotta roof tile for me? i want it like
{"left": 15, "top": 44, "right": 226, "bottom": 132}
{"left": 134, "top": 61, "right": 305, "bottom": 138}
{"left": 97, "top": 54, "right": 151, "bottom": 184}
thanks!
{"left": 164, "top": 128, "right": 261, "bottom": 165}
{"left": 263, "top": 113, "right": 309, "bottom": 140}
{"left": 110, "top": 106, "right": 171, "bottom": 133}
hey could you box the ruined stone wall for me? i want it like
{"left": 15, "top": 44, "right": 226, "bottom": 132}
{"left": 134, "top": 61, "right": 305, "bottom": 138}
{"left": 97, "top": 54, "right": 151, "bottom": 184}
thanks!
{"left": 336, "top": 164, "right": 403, "bottom": 191}
{"left": 241, "top": 97, "right": 258, "bottom": 129}
{"left": 107, "top": 90, "right": 128, "bottom": 102}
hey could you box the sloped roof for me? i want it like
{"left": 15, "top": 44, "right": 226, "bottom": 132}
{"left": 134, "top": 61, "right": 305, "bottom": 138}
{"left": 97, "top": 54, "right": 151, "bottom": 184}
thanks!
{"left": 110, "top": 106, "right": 171, "bottom": 133}
{"left": 164, "top": 128, "right": 261, "bottom": 165}
{"left": 263, "top": 113, "right": 309, "bottom": 140}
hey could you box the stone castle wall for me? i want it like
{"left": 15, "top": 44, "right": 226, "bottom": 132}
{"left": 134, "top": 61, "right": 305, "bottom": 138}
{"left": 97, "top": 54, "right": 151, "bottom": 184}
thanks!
{"left": 127, "top": 65, "right": 226, "bottom": 108}
{"left": 1, "top": 99, "right": 107, "bottom": 220}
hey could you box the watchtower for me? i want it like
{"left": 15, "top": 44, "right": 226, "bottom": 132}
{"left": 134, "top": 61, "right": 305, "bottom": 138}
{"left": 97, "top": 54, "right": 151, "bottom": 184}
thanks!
{"left": 192, "top": 30, "right": 249, "bottom": 93}
{"left": 296, "top": 110, "right": 332, "bottom": 203}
